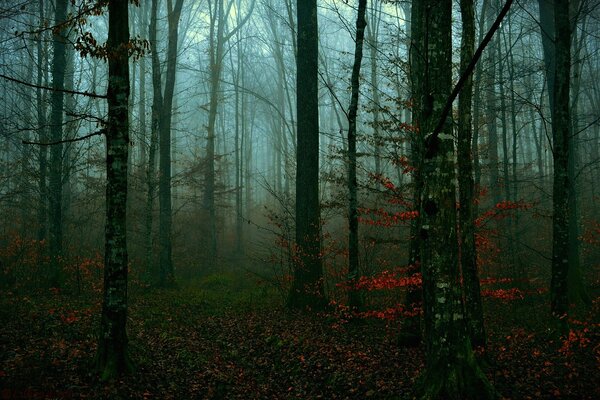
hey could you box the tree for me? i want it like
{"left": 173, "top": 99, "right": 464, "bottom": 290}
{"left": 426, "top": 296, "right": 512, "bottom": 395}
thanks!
{"left": 458, "top": 0, "right": 486, "bottom": 348}
{"left": 539, "top": 0, "right": 589, "bottom": 326}
{"left": 96, "top": 0, "right": 132, "bottom": 380}
{"left": 346, "top": 0, "right": 367, "bottom": 310}
{"left": 158, "top": 0, "right": 185, "bottom": 287}
{"left": 204, "top": 0, "right": 254, "bottom": 268}
{"left": 548, "top": 0, "right": 572, "bottom": 326}
{"left": 413, "top": 0, "right": 495, "bottom": 397}
{"left": 48, "top": 0, "right": 68, "bottom": 287}
{"left": 288, "top": 0, "right": 326, "bottom": 310}
{"left": 36, "top": 0, "right": 48, "bottom": 244}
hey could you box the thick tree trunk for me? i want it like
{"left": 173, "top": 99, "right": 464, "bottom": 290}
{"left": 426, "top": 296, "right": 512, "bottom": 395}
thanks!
{"left": 458, "top": 0, "right": 486, "bottom": 349}
{"left": 97, "top": 0, "right": 132, "bottom": 381}
{"left": 415, "top": 1, "right": 494, "bottom": 398}
{"left": 549, "top": 0, "right": 571, "bottom": 327}
{"left": 48, "top": 0, "right": 68, "bottom": 287}
{"left": 288, "top": 0, "right": 325, "bottom": 310}
{"left": 346, "top": 0, "right": 367, "bottom": 310}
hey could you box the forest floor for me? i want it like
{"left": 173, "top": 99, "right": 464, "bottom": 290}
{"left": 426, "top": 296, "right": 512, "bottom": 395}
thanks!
{"left": 0, "top": 273, "right": 599, "bottom": 400}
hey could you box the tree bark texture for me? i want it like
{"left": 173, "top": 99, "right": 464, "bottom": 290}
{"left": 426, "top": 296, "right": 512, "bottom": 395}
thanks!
{"left": 288, "top": 0, "right": 325, "bottom": 310}
{"left": 414, "top": 1, "right": 494, "bottom": 398}
{"left": 97, "top": 0, "right": 132, "bottom": 381}
{"left": 346, "top": 0, "right": 367, "bottom": 310}
{"left": 48, "top": 0, "right": 68, "bottom": 287}
{"left": 550, "top": 0, "right": 571, "bottom": 325}
{"left": 158, "top": 0, "right": 184, "bottom": 287}
{"left": 36, "top": 0, "right": 48, "bottom": 243}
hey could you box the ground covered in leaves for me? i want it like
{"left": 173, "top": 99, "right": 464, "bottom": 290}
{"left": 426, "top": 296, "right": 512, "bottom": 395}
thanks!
{"left": 1, "top": 274, "right": 599, "bottom": 399}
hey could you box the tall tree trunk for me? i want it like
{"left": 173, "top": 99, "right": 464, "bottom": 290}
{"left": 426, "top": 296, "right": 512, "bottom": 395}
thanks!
{"left": 204, "top": 0, "right": 225, "bottom": 268}
{"left": 97, "top": 0, "right": 132, "bottom": 380}
{"left": 366, "top": 4, "right": 381, "bottom": 179}
{"left": 288, "top": 0, "right": 325, "bottom": 310}
{"left": 36, "top": 0, "right": 48, "bottom": 244}
{"left": 346, "top": 0, "right": 367, "bottom": 311}
{"left": 146, "top": 0, "right": 163, "bottom": 282}
{"left": 458, "top": 0, "right": 486, "bottom": 348}
{"left": 48, "top": 0, "right": 68, "bottom": 287}
{"left": 415, "top": 0, "right": 494, "bottom": 397}
{"left": 138, "top": 3, "right": 148, "bottom": 172}
{"left": 158, "top": 0, "right": 184, "bottom": 287}
{"left": 472, "top": 0, "right": 489, "bottom": 195}
{"left": 486, "top": 19, "right": 501, "bottom": 206}
{"left": 567, "top": 17, "right": 589, "bottom": 307}
{"left": 549, "top": 0, "right": 571, "bottom": 327}
{"left": 402, "top": 0, "right": 425, "bottom": 344}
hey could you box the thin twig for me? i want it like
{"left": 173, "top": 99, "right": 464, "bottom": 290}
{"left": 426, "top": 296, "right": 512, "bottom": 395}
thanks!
{"left": 23, "top": 130, "right": 106, "bottom": 146}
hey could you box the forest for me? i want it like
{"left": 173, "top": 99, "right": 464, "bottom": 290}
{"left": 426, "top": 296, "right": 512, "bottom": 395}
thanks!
{"left": 0, "top": 0, "right": 599, "bottom": 398}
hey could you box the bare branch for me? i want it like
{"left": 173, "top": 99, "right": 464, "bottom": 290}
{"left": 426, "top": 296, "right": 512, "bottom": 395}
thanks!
{"left": 23, "top": 129, "right": 106, "bottom": 146}
{"left": 0, "top": 73, "right": 107, "bottom": 99}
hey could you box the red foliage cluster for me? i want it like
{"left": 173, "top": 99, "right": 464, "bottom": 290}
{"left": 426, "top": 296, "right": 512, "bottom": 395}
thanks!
{"left": 481, "top": 288, "right": 525, "bottom": 300}
{"left": 391, "top": 156, "right": 416, "bottom": 175}
{"left": 559, "top": 325, "right": 593, "bottom": 357}
{"left": 481, "top": 287, "right": 547, "bottom": 300}
{"left": 581, "top": 220, "right": 600, "bottom": 246}
{"left": 475, "top": 200, "right": 532, "bottom": 228}
{"left": 337, "top": 268, "right": 422, "bottom": 292}
{"left": 358, "top": 305, "right": 421, "bottom": 320}
{"left": 358, "top": 208, "right": 418, "bottom": 227}
{"left": 479, "top": 277, "right": 515, "bottom": 285}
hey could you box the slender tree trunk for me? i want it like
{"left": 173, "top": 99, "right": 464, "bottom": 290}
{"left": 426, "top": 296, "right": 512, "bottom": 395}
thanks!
{"left": 366, "top": 5, "right": 381, "bottom": 179}
{"left": 146, "top": 0, "right": 163, "bottom": 282}
{"left": 346, "top": 0, "right": 367, "bottom": 310}
{"left": 204, "top": 0, "right": 224, "bottom": 268}
{"left": 158, "top": 0, "right": 184, "bottom": 287}
{"left": 48, "top": 0, "right": 68, "bottom": 287}
{"left": 36, "top": 0, "right": 47, "bottom": 243}
{"left": 472, "top": 0, "right": 489, "bottom": 195}
{"left": 486, "top": 26, "right": 501, "bottom": 205}
{"left": 458, "top": 0, "right": 486, "bottom": 348}
{"left": 288, "top": 0, "right": 326, "bottom": 310}
{"left": 97, "top": 0, "right": 132, "bottom": 380}
{"left": 138, "top": 3, "right": 148, "bottom": 172}
{"left": 567, "top": 20, "right": 590, "bottom": 307}
{"left": 402, "top": 0, "right": 425, "bottom": 344}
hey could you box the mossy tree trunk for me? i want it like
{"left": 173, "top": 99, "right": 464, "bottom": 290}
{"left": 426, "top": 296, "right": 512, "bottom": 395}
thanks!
{"left": 97, "top": 0, "right": 132, "bottom": 381}
{"left": 414, "top": 1, "right": 495, "bottom": 398}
